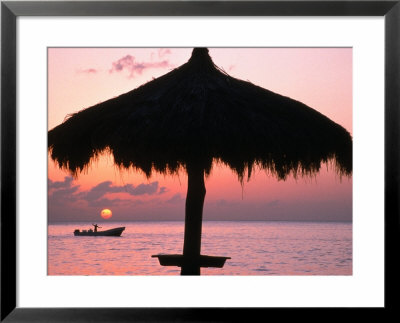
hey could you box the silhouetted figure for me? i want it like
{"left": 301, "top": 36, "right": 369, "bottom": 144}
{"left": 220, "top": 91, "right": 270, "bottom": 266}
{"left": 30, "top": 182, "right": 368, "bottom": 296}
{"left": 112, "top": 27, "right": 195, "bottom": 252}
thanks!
{"left": 92, "top": 223, "right": 101, "bottom": 232}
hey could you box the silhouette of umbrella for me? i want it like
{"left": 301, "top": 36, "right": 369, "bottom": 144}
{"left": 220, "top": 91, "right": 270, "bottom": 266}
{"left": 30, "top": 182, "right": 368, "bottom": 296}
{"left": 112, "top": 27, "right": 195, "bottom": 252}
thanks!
{"left": 48, "top": 48, "right": 352, "bottom": 275}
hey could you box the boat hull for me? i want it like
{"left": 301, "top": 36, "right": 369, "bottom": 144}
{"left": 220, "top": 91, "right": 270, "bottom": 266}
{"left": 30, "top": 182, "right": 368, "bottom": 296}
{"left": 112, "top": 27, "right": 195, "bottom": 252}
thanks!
{"left": 74, "top": 227, "right": 125, "bottom": 236}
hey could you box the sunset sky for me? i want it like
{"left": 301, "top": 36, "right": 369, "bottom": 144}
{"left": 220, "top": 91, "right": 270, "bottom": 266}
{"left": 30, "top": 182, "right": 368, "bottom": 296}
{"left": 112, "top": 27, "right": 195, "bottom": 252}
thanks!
{"left": 48, "top": 47, "right": 352, "bottom": 223}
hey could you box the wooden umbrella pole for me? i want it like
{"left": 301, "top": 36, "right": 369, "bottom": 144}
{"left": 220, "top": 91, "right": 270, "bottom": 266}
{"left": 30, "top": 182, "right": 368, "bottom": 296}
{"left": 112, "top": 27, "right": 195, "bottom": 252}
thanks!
{"left": 181, "top": 163, "right": 206, "bottom": 275}
{"left": 151, "top": 162, "right": 230, "bottom": 274}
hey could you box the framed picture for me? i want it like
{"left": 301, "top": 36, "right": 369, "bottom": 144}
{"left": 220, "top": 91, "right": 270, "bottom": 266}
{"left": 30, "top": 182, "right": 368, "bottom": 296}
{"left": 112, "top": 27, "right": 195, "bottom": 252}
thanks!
{"left": 2, "top": 1, "right": 399, "bottom": 321}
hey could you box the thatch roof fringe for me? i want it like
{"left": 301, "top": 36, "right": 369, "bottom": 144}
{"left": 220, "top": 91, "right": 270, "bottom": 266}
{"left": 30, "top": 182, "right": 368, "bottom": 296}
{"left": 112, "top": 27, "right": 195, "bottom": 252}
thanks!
{"left": 48, "top": 48, "right": 352, "bottom": 181}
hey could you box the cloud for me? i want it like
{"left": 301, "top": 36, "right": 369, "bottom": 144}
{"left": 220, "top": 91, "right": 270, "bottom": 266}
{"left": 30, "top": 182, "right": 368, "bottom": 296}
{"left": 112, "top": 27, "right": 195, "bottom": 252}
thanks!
{"left": 158, "top": 48, "right": 171, "bottom": 58}
{"left": 48, "top": 177, "right": 166, "bottom": 211}
{"left": 48, "top": 176, "right": 74, "bottom": 189}
{"left": 83, "top": 181, "right": 160, "bottom": 203}
{"left": 151, "top": 48, "right": 172, "bottom": 61}
{"left": 50, "top": 185, "right": 81, "bottom": 203}
{"left": 213, "top": 199, "right": 240, "bottom": 208}
{"left": 48, "top": 177, "right": 352, "bottom": 222}
{"left": 166, "top": 193, "right": 184, "bottom": 204}
{"left": 76, "top": 50, "right": 173, "bottom": 80}
{"left": 131, "top": 182, "right": 159, "bottom": 195}
{"left": 88, "top": 197, "right": 128, "bottom": 208}
{"left": 109, "top": 54, "right": 171, "bottom": 78}
{"left": 77, "top": 68, "right": 98, "bottom": 74}
{"left": 48, "top": 176, "right": 82, "bottom": 204}
{"left": 265, "top": 199, "right": 280, "bottom": 207}
{"left": 158, "top": 186, "right": 168, "bottom": 195}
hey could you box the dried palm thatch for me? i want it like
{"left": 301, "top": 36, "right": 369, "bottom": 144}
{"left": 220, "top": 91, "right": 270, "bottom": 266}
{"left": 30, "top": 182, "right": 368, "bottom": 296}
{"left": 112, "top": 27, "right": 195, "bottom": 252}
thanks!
{"left": 48, "top": 48, "right": 352, "bottom": 182}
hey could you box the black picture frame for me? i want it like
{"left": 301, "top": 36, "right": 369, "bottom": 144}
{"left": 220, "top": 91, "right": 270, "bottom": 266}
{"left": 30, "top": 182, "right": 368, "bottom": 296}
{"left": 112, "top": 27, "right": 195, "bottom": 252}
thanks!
{"left": 1, "top": 1, "right": 399, "bottom": 321}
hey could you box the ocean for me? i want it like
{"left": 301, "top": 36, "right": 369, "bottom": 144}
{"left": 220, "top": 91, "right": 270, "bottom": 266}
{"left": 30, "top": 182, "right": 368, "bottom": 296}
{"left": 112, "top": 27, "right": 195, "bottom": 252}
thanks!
{"left": 48, "top": 221, "right": 352, "bottom": 275}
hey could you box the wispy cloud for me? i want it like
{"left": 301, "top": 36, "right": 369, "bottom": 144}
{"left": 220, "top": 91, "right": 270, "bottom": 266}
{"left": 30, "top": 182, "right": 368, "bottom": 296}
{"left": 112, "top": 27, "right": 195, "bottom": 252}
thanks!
{"left": 150, "top": 48, "right": 172, "bottom": 61}
{"left": 158, "top": 48, "right": 171, "bottom": 58}
{"left": 109, "top": 53, "right": 172, "bottom": 78}
{"left": 77, "top": 68, "right": 98, "bottom": 74}
{"left": 76, "top": 49, "right": 173, "bottom": 79}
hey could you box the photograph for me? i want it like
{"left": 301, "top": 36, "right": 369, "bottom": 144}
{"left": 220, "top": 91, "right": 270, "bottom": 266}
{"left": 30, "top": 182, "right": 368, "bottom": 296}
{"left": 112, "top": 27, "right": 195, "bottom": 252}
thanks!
{"left": 3, "top": 0, "right": 399, "bottom": 318}
{"left": 47, "top": 47, "right": 353, "bottom": 276}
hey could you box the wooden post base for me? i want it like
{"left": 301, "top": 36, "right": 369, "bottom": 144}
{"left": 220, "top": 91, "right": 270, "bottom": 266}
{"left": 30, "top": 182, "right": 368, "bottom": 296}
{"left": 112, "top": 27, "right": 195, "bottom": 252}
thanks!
{"left": 152, "top": 254, "right": 231, "bottom": 274}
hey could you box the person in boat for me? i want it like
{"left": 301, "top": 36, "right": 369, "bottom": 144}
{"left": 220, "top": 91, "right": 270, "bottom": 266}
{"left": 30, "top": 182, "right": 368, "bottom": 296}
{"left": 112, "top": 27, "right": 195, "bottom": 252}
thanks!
{"left": 92, "top": 223, "right": 102, "bottom": 232}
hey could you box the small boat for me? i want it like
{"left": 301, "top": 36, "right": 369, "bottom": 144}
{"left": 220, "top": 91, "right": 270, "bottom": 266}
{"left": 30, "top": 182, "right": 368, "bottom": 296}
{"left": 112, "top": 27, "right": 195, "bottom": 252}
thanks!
{"left": 74, "top": 226, "right": 125, "bottom": 237}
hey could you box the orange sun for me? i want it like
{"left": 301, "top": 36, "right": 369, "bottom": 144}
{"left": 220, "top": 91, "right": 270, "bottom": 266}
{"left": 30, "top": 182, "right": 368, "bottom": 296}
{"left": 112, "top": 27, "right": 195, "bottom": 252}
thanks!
{"left": 100, "top": 209, "right": 112, "bottom": 219}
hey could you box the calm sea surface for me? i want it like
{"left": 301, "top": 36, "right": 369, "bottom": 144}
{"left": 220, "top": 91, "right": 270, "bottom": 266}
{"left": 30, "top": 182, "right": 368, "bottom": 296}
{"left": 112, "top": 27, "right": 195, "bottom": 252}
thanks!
{"left": 48, "top": 221, "right": 352, "bottom": 275}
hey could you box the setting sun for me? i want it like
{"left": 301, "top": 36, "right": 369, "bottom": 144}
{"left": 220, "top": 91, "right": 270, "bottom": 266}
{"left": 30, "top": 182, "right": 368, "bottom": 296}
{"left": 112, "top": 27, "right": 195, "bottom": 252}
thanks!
{"left": 100, "top": 209, "right": 112, "bottom": 219}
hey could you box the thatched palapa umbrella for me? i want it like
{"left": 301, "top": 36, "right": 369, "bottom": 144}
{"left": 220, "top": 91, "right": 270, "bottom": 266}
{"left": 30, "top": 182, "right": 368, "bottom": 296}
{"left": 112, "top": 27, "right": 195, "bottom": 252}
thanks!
{"left": 48, "top": 48, "right": 352, "bottom": 275}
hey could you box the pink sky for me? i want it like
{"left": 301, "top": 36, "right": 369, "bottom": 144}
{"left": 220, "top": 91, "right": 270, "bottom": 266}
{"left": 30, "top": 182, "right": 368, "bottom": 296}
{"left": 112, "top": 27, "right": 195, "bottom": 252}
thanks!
{"left": 48, "top": 48, "right": 352, "bottom": 223}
